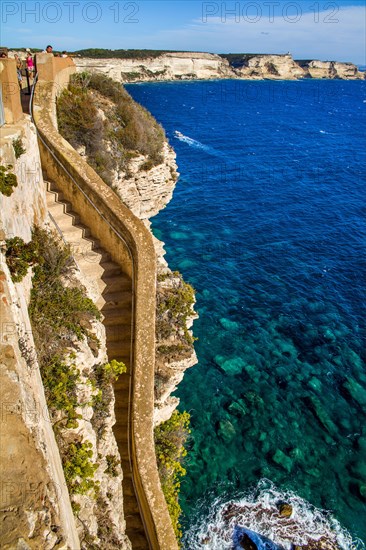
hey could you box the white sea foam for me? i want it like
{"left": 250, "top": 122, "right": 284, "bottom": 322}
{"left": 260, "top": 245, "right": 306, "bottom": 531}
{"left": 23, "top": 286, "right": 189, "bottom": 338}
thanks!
{"left": 183, "top": 480, "right": 364, "bottom": 550}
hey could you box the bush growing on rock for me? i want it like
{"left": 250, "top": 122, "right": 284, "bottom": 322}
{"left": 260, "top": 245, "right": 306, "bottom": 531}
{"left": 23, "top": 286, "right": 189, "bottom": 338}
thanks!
{"left": 57, "top": 72, "right": 165, "bottom": 186}
{"left": 154, "top": 410, "right": 191, "bottom": 543}
{"left": 0, "top": 164, "right": 18, "bottom": 197}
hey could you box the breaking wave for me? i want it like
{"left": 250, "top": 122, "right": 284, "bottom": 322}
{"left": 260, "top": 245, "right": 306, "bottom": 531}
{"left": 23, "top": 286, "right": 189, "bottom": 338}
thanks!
{"left": 183, "top": 480, "right": 364, "bottom": 550}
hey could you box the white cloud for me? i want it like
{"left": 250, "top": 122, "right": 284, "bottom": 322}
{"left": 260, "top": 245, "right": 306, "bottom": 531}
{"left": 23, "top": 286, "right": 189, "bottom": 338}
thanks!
{"left": 138, "top": 5, "right": 366, "bottom": 65}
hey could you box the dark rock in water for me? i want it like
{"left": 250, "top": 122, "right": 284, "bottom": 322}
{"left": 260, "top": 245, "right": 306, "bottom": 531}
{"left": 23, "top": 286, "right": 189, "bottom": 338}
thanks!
{"left": 239, "top": 533, "right": 258, "bottom": 550}
{"left": 233, "top": 526, "right": 285, "bottom": 550}
{"left": 278, "top": 502, "right": 293, "bottom": 518}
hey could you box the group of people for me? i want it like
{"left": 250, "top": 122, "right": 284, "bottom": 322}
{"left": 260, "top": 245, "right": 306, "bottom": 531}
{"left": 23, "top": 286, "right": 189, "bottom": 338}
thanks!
{"left": 1, "top": 46, "right": 68, "bottom": 91}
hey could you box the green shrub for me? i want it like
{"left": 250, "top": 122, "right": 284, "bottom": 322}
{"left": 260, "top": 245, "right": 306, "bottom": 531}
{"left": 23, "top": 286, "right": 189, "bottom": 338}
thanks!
{"left": 63, "top": 441, "right": 99, "bottom": 496}
{"left": 41, "top": 355, "right": 81, "bottom": 429}
{"left": 154, "top": 410, "right": 190, "bottom": 542}
{"left": 156, "top": 274, "right": 196, "bottom": 346}
{"left": 104, "top": 454, "right": 120, "bottom": 477}
{"left": 57, "top": 83, "right": 100, "bottom": 150}
{"left": 95, "top": 359, "right": 126, "bottom": 385}
{"left": 5, "top": 236, "right": 35, "bottom": 282}
{"left": 12, "top": 137, "right": 26, "bottom": 158}
{"left": 0, "top": 165, "right": 18, "bottom": 197}
{"left": 57, "top": 72, "right": 166, "bottom": 188}
{"left": 28, "top": 228, "right": 100, "bottom": 363}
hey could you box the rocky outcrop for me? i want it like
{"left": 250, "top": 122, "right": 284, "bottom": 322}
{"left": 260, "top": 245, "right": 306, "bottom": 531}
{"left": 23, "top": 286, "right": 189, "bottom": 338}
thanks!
{"left": 73, "top": 51, "right": 365, "bottom": 82}
{"left": 115, "top": 142, "right": 178, "bottom": 220}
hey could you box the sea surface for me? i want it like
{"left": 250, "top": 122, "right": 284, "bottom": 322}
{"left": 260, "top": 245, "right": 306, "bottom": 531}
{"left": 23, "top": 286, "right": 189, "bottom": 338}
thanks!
{"left": 126, "top": 80, "right": 366, "bottom": 548}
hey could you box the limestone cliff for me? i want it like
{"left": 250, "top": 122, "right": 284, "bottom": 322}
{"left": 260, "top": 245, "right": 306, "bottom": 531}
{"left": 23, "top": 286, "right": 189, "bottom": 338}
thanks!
{"left": 74, "top": 51, "right": 233, "bottom": 82}
{"left": 1, "top": 117, "right": 79, "bottom": 549}
{"left": 74, "top": 51, "right": 365, "bottom": 82}
{"left": 1, "top": 116, "right": 131, "bottom": 549}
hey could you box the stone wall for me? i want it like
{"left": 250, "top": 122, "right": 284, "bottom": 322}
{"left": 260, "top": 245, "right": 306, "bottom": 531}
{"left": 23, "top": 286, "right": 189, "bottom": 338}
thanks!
{"left": 0, "top": 58, "right": 23, "bottom": 124}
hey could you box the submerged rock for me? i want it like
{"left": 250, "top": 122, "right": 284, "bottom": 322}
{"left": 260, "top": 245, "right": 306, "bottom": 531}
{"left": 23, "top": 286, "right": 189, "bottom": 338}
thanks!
{"left": 218, "top": 419, "right": 236, "bottom": 442}
{"left": 272, "top": 449, "right": 293, "bottom": 473}
{"left": 215, "top": 355, "right": 246, "bottom": 376}
{"left": 343, "top": 377, "right": 366, "bottom": 407}
{"left": 220, "top": 317, "right": 240, "bottom": 331}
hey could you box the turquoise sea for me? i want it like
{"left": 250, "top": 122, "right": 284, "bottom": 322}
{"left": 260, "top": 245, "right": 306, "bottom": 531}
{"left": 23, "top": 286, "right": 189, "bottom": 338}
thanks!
{"left": 126, "top": 80, "right": 366, "bottom": 548}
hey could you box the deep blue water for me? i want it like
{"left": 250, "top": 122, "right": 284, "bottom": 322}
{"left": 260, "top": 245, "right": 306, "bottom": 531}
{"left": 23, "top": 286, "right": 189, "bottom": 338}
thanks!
{"left": 126, "top": 80, "right": 366, "bottom": 547}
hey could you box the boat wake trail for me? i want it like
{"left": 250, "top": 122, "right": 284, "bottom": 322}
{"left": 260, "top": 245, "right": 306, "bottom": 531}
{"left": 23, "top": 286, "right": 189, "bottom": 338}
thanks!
{"left": 174, "top": 130, "right": 222, "bottom": 157}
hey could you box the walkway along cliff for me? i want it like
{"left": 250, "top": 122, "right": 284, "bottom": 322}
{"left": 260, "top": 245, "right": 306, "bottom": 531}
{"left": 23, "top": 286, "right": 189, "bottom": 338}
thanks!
{"left": 31, "top": 53, "right": 179, "bottom": 549}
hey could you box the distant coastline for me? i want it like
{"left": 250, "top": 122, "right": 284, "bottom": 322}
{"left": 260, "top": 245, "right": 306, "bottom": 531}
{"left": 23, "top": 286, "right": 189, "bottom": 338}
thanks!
{"left": 65, "top": 49, "right": 366, "bottom": 83}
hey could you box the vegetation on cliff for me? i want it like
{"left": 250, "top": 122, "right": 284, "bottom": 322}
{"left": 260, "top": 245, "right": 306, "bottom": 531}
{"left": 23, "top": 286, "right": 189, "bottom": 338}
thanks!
{"left": 73, "top": 48, "right": 182, "bottom": 59}
{"left": 57, "top": 72, "right": 165, "bottom": 186}
{"left": 0, "top": 165, "right": 18, "bottom": 197}
{"left": 156, "top": 271, "right": 196, "bottom": 350}
{"left": 155, "top": 410, "right": 191, "bottom": 542}
{"left": 5, "top": 229, "right": 126, "bottom": 535}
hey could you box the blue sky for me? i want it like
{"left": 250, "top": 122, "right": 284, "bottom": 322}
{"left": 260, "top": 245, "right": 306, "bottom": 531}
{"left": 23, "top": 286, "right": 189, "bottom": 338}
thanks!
{"left": 1, "top": 1, "right": 365, "bottom": 64}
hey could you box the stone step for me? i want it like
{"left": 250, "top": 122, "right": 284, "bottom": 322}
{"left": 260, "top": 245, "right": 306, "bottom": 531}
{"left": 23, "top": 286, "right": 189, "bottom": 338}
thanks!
{"left": 125, "top": 516, "right": 146, "bottom": 533}
{"left": 101, "top": 274, "right": 132, "bottom": 293}
{"left": 124, "top": 495, "right": 141, "bottom": 516}
{"left": 60, "top": 221, "right": 91, "bottom": 239}
{"left": 47, "top": 198, "right": 72, "bottom": 216}
{"left": 125, "top": 527, "right": 149, "bottom": 549}
{"left": 102, "top": 289, "right": 132, "bottom": 306}
{"left": 122, "top": 477, "right": 136, "bottom": 496}
{"left": 46, "top": 187, "right": 65, "bottom": 205}
{"left": 105, "top": 324, "right": 131, "bottom": 344}
{"left": 52, "top": 211, "right": 81, "bottom": 232}
{"left": 113, "top": 421, "right": 129, "bottom": 434}
{"left": 98, "top": 290, "right": 132, "bottom": 311}
{"left": 103, "top": 309, "right": 132, "bottom": 327}
{"left": 75, "top": 255, "right": 114, "bottom": 279}
{"left": 106, "top": 340, "right": 131, "bottom": 360}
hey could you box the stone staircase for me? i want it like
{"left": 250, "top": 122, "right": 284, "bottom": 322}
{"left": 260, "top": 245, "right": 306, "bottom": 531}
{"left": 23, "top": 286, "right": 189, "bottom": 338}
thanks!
{"left": 45, "top": 181, "right": 149, "bottom": 550}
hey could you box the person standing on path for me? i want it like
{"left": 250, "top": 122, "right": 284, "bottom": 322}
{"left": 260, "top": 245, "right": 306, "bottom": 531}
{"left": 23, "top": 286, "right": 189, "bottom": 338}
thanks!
{"left": 26, "top": 52, "right": 34, "bottom": 81}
